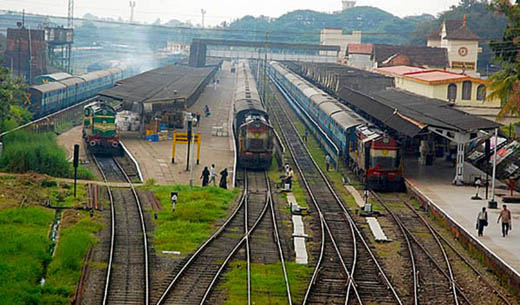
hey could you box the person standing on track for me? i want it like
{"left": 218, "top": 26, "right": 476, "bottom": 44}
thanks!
{"left": 201, "top": 166, "right": 210, "bottom": 186}
{"left": 209, "top": 164, "right": 217, "bottom": 186}
{"left": 497, "top": 204, "right": 512, "bottom": 237}
{"left": 476, "top": 207, "right": 488, "bottom": 237}
{"left": 286, "top": 167, "right": 294, "bottom": 190}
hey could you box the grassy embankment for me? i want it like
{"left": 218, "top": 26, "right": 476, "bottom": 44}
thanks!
{"left": 0, "top": 174, "right": 102, "bottom": 304}
{"left": 143, "top": 184, "right": 240, "bottom": 255}
{"left": 0, "top": 131, "right": 94, "bottom": 180}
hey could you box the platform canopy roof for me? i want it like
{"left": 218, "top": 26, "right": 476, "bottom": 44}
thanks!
{"left": 338, "top": 86, "right": 500, "bottom": 137}
{"left": 99, "top": 64, "right": 214, "bottom": 104}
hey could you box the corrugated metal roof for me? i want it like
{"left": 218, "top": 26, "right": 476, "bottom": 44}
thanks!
{"left": 30, "top": 81, "right": 67, "bottom": 93}
{"left": 58, "top": 77, "right": 85, "bottom": 86}
{"left": 288, "top": 61, "right": 500, "bottom": 136}
{"left": 99, "top": 64, "right": 214, "bottom": 103}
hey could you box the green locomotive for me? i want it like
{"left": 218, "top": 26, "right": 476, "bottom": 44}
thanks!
{"left": 83, "top": 102, "right": 123, "bottom": 155}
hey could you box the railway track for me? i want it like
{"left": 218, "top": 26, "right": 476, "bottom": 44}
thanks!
{"left": 155, "top": 170, "right": 291, "bottom": 305}
{"left": 92, "top": 155, "right": 150, "bottom": 305}
{"left": 371, "top": 191, "right": 514, "bottom": 305}
{"left": 268, "top": 75, "right": 402, "bottom": 305}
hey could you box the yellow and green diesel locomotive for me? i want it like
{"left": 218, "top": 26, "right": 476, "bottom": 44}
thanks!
{"left": 83, "top": 102, "right": 123, "bottom": 155}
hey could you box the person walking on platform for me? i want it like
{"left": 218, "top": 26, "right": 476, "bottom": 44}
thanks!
{"left": 219, "top": 168, "right": 228, "bottom": 189}
{"left": 196, "top": 112, "right": 201, "bottom": 126}
{"left": 209, "top": 164, "right": 217, "bottom": 186}
{"left": 204, "top": 105, "right": 211, "bottom": 117}
{"left": 497, "top": 205, "right": 512, "bottom": 237}
{"left": 325, "top": 154, "right": 331, "bottom": 172}
{"left": 201, "top": 166, "right": 210, "bottom": 186}
{"left": 476, "top": 207, "right": 488, "bottom": 236}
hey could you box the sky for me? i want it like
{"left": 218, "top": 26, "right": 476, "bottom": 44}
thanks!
{"left": 3, "top": 0, "right": 462, "bottom": 26}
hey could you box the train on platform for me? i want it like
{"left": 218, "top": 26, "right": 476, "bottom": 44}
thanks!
{"left": 29, "top": 67, "right": 131, "bottom": 119}
{"left": 82, "top": 101, "right": 123, "bottom": 155}
{"left": 233, "top": 61, "right": 274, "bottom": 170}
{"left": 269, "top": 61, "right": 403, "bottom": 191}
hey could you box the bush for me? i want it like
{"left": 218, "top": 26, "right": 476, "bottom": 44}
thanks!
{"left": 0, "top": 131, "right": 94, "bottom": 179}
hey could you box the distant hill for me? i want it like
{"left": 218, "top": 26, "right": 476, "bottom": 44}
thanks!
{"left": 226, "top": 7, "right": 431, "bottom": 45}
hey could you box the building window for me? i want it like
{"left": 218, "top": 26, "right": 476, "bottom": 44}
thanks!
{"left": 447, "top": 83, "right": 457, "bottom": 102}
{"left": 477, "top": 84, "right": 486, "bottom": 101}
{"left": 462, "top": 81, "right": 472, "bottom": 100}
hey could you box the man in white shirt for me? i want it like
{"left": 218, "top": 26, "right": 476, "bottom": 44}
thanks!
{"left": 209, "top": 164, "right": 217, "bottom": 186}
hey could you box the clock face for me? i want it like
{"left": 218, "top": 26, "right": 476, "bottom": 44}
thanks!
{"left": 458, "top": 47, "right": 469, "bottom": 57}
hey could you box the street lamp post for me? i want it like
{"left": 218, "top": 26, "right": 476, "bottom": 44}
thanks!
{"left": 488, "top": 128, "right": 498, "bottom": 209}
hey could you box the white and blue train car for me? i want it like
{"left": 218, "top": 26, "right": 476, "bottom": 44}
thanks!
{"left": 29, "top": 67, "right": 126, "bottom": 118}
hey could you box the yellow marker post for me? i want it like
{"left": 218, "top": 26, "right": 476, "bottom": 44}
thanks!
{"left": 171, "top": 131, "right": 201, "bottom": 164}
{"left": 171, "top": 132, "right": 177, "bottom": 163}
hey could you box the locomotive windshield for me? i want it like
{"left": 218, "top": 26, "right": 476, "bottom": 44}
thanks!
{"left": 370, "top": 149, "right": 398, "bottom": 170}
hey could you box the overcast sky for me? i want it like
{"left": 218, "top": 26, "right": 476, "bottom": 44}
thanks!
{"left": 3, "top": 0, "right": 462, "bottom": 26}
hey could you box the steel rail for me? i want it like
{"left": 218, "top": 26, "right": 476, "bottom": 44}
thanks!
{"left": 199, "top": 171, "right": 272, "bottom": 305}
{"left": 91, "top": 155, "right": 116, "bottom": 305}
{"left": 371, "top": 192, "right": 472, "bottom": 305}
{"left": 269, "top": 72, "right": 403, "bottom": 305}
{"left": 113, "top": 157, "right": 150, "bottom": 305}
{"left": 245, "top": 171, "right": 251, "bottom": 305}
{"left": 266, "top": 82, "right": 362, "bottom": 305}
{"left": 266, "top": 174, "right": 293, "bottom": 305}
{"left": 403, "top": 199, "right": 459, "bottom": 305}
{"left": 428, "top": 213, "right": 513, "bottom": 305}
{"left": 369, "top": 192, "right": 419, "bottom": 305}
{"left": 155, "top": 184, "right": 248, "bottom": 305}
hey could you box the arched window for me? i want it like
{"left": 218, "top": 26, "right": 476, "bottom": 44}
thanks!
{"left": 447, "top": 83, "right": 457, "bottom": 101}
{"left": 462, "top": 81, "right": 472, "bottom": 100}
{"left": 477, "top": 84, "right": 486, "bottom": 101}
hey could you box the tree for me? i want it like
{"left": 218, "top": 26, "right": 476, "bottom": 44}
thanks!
{"left": 0, "top": 65, "right": 28, "bottom": 132}
{"left": 487, "top": 0, "right": 520, "bottom": 119}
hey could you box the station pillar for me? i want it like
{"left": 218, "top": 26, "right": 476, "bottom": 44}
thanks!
{"left": 452, "top": 133, "right": 470, "bottom": 186}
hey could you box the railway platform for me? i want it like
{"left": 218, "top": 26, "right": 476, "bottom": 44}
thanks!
{"left": 121, "top": 61, "right": 235, "bottom": 185}
{"left": 404, "top": 157, "right": 520, "bottom": 277}
{"left": 57, "top": 125, "right": 88, "bottom": 162}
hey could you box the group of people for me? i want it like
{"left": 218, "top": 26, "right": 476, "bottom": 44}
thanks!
{"left": 476, "top": 205, "right": 513, "bottom": 237}
{"left": 200, "top": 164, "right": 228, "bottom": 189}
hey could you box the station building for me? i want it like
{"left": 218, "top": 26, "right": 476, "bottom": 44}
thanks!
{"left": 375, "top": 66, "right": 502, "bottom": 122}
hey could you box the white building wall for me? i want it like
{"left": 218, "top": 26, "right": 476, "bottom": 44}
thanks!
{"left": 320, "top": 28, "right": 361, "bottom": 58}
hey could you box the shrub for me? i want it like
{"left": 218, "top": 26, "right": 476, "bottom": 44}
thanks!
{"left": 0, "top": 131, "right": 94, "bottom": 179}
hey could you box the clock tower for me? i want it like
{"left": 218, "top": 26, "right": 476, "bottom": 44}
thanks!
{"left": 427, "top": 15, "right": 482, "bottom": 77}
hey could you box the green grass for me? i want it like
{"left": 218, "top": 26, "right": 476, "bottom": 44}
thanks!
{"left": 143, "top": 185, "right": 240, "bottom": 255}
{"left": 41, "top": 211, "right": 103, "bottom": 305}
{"left": 0, "top": 131, "right": 94, "bottom": 180}
{"left": 219, "top": 261, "right": 313, "bottom": 305}
{"left": 0, "top": 207, "right": 54, "bottom": 304}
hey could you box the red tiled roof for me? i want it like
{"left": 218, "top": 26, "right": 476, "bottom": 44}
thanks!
{"left": 347, "top": 43, "right": 373, "bottom": 55}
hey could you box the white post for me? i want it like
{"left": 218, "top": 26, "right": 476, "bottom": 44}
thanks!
{"left": 489, "top": 128, "right": 498, "bottom": 208}
{"left": 189, "top": 121, "right": 195, "bottom": 189}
